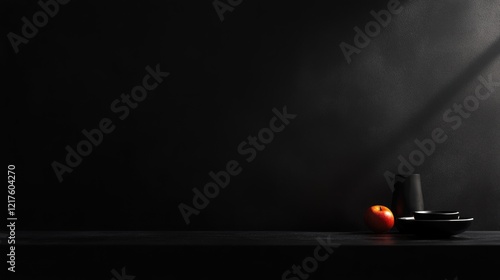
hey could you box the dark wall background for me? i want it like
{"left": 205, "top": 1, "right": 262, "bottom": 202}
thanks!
{"left": 5, "top": 0, "right": 500, "bottom": 231}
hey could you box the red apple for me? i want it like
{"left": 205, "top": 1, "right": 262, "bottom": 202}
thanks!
{"left": 364, "top": 205, "right": 395, "bottom": 233}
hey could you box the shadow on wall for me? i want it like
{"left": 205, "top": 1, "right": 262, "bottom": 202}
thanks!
{"left": 292, "top": 0, "right": 500, "bottom": 230}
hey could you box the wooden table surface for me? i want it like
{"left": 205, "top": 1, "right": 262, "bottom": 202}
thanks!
{"left": 2, "top": 231, "right": 499, "bottom": 280}
{"left": 2, "top": 230, "right": 500, "bottom": 246}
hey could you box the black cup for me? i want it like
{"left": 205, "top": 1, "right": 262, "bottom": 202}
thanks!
{"left": 391, "top": 174, "right": 425, "bottom": 218}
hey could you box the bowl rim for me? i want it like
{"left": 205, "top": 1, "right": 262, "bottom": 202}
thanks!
{"left": 413, "top": 210, "right": 460, "bottom": 215}
{"left": 397, "top": 216, "right": 473, "bottom": 222}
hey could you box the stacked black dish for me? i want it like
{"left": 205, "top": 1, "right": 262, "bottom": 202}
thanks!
{"left": 396, "top": 210, "right": 474, "bottom": 237}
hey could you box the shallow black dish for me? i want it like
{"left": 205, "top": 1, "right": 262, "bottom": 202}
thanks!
{"left": 413, "top": 210, "right": 460, "bottom": 220}
{"left": 396, "top": 217, "right": 473, "bottom": 236}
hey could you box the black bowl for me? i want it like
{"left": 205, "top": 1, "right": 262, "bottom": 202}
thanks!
{"left": 413, "top": 210, "right": 460, "bottom": 220}
{"left": 396, "top": 216, "right": 473, "bottom": 237}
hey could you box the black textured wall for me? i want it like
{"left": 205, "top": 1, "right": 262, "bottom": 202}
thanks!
{"left": 5, "top": 0, "right": 500, "bottom": 231}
